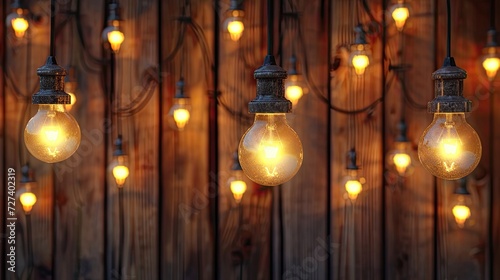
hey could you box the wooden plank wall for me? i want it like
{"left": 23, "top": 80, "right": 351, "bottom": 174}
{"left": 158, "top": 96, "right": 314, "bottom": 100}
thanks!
{"left": 1, "top": 0, "right": 499, "bottom": 279}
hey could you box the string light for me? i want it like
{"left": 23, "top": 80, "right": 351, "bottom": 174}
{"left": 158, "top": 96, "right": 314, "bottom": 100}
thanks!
{"left": 225, "top": 0, "right": 245, "bottom": 41}
{"left": 285, "top": 55, "right": 305, "bottom": 106}
{"left": 451, "top": 180, "right": 472, "bottom": 228}
{"left": 387, "top": 120, "right": 415, "bottom": 177}
{"left": 390, "top": 1, "right": 410, "bottom": 31}
{"left": 228, "top": 153, "right": 247, "bottom": 203}
{"left": 110, "top": 136, "right": 129, "bottom": 187}
{"left": 168, "top": 78, "right": 191, "bottom": 131}
{"left": 481, "top": 30, "right": 500, "bottom": 81}
{"left": 102, "top": 3, "right": 124, "bottom": 53}
{"left": 349, "top": 25, "right": 371, "bottom": 76}
{"left": 343, "top": 149, "right": 365, "bottom": 201}
{"left": 6, "top": 1, "right": 29, "bottom": 38}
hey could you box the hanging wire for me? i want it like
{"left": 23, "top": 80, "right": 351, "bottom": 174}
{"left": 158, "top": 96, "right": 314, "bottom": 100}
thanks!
{"left": 446, "top": 0, "right": 451, "bottom": 58}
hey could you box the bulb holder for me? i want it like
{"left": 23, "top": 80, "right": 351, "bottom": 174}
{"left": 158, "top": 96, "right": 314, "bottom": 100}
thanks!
{"left": 428, "top": 57, "right": 471, "bottom": 113}
{"left": 288, "top": 55, "right": 298, "bottom": 75}
{"left": 229, "top": 0, "right": 244, "bottom": 11}
{"left": 106, "top": 3, "right": 121, "bottom": 22}
{"left": 174, "top": 78, "right": 188, "bottom": 99}
{"left": 113, "top": 135, "right": 125, "bottom": 157}
{"left": 395, "top": 119, "right": 409, "bottom": 142}
{"left": 32, "top": 56, "right": 70, "bottom": 105}
{"left": 346, "top": 148, "right": 359, "bottom": 170}
{"left": 20, "top": 163, "right": 35, "bottom": 183}
{"left": 485, "top": 29, "right": 499, "bottom": 48}
{"left": 454, "top": 178, "right": 470, "bottom": 195}
{"left": 248, "top": 55, "right": 291, "bottom": 113}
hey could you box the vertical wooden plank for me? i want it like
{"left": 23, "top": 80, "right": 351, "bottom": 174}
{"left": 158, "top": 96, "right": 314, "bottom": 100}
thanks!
{"left": 384, "top": 0, "right": 436, "bottom": 279}
{"left": 279, "top": 0, "right": 329, "bottom": 279}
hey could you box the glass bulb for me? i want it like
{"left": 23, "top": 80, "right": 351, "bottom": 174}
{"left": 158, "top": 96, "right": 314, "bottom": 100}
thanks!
{"left": 24, "top": 104, "right": 81, "bottom": 163}
{"left": 387, "top": 141, "right": 415, "bottom": 177}
{"left": 227, "top": 19, "right": 244, "bottom": 41}
{"left": 228, "top": 170, "right": 247, "bottom": 203}
{"left": 7, "top": 9, "right": 29, "bottom": 38}
{"left": 102, "top": 21, "right": 124, "bottom": 53}
{"left": 285, "top": 75, "right": 304, "bottom": 106}
{"left": 20, "top": 192, "right": 37, "bottom": 213}
{"left": 391, "top": 5, "right": 410, "bottom": 31}
{"left": 418, "top": 113, "right": 481, "bottom": 180}
{"left": 343, "top": 170, "right": 365, "bottom": 201}
{"left": 111, "top": 155, "right": 129, "bottom": 187}
{"left": 168, "top": 98, "right": 191, "bottom": 131}
{"left": 350, "top": 45, "right": 370, "bottom": 75}
{"left": 239, "top": 113, "right": 303, "bottom": 186}
{"left": 452, "top": 203, "right": 470, "bottom": 228}
{"left": 482, "top": 57, "right": 500, "bottom": 80}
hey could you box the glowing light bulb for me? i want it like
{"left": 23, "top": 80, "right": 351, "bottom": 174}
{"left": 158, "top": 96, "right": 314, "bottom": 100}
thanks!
{"left": 112, "top": 157, "right": 129, "bottom": 187}
{"left": 25, "top": 104, "right": 81, "bottom": 163}
{"left": 239, "top": 113, "right": 303, "bottom": 186}
{"left": 350, "top": 44, "right": 370, "bottom": 75}
{"left": 482, "top": 57, "right": 500, "bottom": 80}
{"left": 343, "top": 169, "right": 365, "bottom": 201}
{"left": 285, "top": 75, "right": 304, "bottom": 106}
{"left": 226, "top": 9, "right": 244, "bottom": 41}
{"left": 102, "top": 20, "right": 124, "bottom": 53}
{"left": 169, "top": 98, "right": 191, "bottom": 131}
{"left": 229, "top": 177, "right": 247, "bottom": 203}
{"left": 227, "top": 19, "right": 244, "bottom": 41}
{"left": 391, "top": 4, "right": 410, "bottom": 31}
{"left": 173, "top": 108, "right": 190, "bottom": 130}
{"left": 418, "top": 113, "right": 481, "bottom": 180}
{"left": 20, "top": 192, "right": 37, "bottom": 214}
{"left": 7, "top": 8, "right": 29, "bottom": 38}
{"left": 393, "top": 153, "right": 411, "bottom": 174}
{"left": 452, "top": 203, "right": 470, "bottom": 228}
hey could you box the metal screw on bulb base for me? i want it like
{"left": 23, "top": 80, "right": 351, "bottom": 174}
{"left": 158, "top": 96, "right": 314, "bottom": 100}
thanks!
{"left": 32, "top": 56, "right": 70, "bottom": 104}
{"left": 248, "top": 55, "right": 291, "bottom": 113}
{"left": 428, "top": 57, "right": 471, "bottom": 113}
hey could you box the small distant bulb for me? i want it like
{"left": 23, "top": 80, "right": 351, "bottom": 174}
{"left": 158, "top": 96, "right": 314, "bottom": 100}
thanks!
{"left": 7, "top": 8, "right": 29, "bottom": 38}
{"left": 20, "top": 192, "right": 37, "bottom": 214}
{"left": 391, "top": 4, "right": 410, "bottom": 31}
{"left": 482, "top": 57, "right": 500, "bottom": 80}
{"left": 350, "top": 45, "right": 370, "bottom": 75}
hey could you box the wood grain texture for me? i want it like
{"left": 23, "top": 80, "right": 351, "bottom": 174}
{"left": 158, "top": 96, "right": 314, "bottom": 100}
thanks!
{"left": 1, "top": 0, "right": 499, "bottom": 279}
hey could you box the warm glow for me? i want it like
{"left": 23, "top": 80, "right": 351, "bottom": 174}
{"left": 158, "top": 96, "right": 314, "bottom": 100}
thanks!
{"left": 11, "top": 16, "right": 29, "bottom": 38}
{"left": 20, "top": 192, "right": 37, "bottom": 213}
{"left": 393, "top": 153, "right": 411, "bottom": 174}
{"left": 392, "top": 6, "right": 410, "bottom": 31}
{"left": 418, "top": 113, "right": 481, "bottom": 180}
{"left": 113, "top": 165, "right": 129, "bottom": 187}
{"left": 286, "top": 85, "right": 303, "bottom": 106}
{"left": 452, "top": 204, "right": 471, "bottom": 228}
{"left": 108, "top": 30, "right": 125, "bottom": 53}
{"left": 227, "top": 19, "right": 244, "bottom": 41}
{"left": 352, "top": 54, "right": 369, "bottom": 75}
{"left": 482, "top": 57, "right": 500, "bottom": 80}
{"left": 25, "top": 104, "right": 81, "bottom": 163}
{"left": 345, "top": 180, "right": 362, "bottom": 200}
{"left": 230, "top": 180, "right": 247, "bottom": 203}
{"left": 239, "top": 114, "right": 303, "bottom": 186}
{"left": 173, "top": 108, "right": 190, "bottom": 130}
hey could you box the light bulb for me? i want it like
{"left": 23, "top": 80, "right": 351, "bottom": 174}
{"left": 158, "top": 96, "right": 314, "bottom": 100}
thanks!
{"left": 350, "top": 44, "right": 370, "bottom": 75}
{"left": 452, "top": 203, "right": 470, "bottom": 228}
{"left": 227, "top": 19, "right": 244, "bottom": 41}
{"left": 343, "top": 170, "right": 365, "bottom": 201}
{"left": 239, "top": 113, "right": 303, "bottom": 186}
{"left": 387, "top": 141, "right": 415, "bottom": 177}
{"left": 285, "top": 75, "right": 304, "bottom": 106}
{"left": 391, "top": 4, "right": 410, "bottom": 31}
{"left": 226, "top": 9, "right": 244, "bottom": 41}
{"left": 418, "top": 113, "right": 481, "bottom": 180}
{"left": 25, "top": 104, "right": 81, "bottom": 163}
{"left": 7, "top": 8, "right": 29, "bottom": 38}
{"left": 102, "top": 20, "right": 124, "bottom": 53}
{"left": 20, "top": 191, "right": 37, "bottom": 214}
{"left": 482, "top": 57, "right": 500, "bottom": 80}
{"left": 169, "top": 98, "right": 191, "bottom": 131}
{"left": 228, "top": 170, "right": 247, "bottom": 203}
{"left": 112, "top": 155, "right": 129, "bottom": 187}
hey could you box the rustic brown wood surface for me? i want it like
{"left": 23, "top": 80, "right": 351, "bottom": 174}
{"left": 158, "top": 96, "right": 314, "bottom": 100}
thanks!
{"left": 1, "top": 0, "right": 499, "bottom": 279}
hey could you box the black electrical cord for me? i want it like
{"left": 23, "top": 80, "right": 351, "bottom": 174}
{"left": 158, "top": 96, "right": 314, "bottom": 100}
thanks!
{"left": 267, "top": 0, "right": 273, "bottom": 55}
{"left": 446, "top": 0, "right": 451, "bottom": 59}
{"left": 50, "top": 0, "right": 55, "bottom": 56}
{"left": 490, "top": 0, "right": 496, "bottom": 30}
